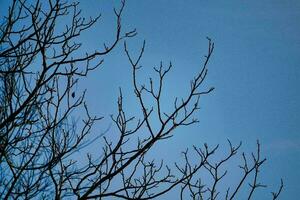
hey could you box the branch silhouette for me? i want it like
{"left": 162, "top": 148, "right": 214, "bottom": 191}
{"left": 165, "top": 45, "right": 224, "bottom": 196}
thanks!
{"left": 0, "top": 0, "right": 283, "bottom": 199}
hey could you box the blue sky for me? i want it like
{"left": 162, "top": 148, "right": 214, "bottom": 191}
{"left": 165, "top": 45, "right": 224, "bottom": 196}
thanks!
{"left": 78, "top": 1, "right": 300, "bottom": 199}
{"left": 1, "top": 0, "right": 299, "bottom": 199}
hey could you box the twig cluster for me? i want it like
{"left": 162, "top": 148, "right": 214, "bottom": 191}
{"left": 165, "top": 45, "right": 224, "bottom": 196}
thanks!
{"left": 0, "top": 0, "right": 283, "bottom": 199}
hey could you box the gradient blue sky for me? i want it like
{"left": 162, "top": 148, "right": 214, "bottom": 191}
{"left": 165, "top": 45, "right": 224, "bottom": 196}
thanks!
{"left": 77, "top": 1, "right": 300, "bottom": 199}
{"left": 1, "top": 0, "right": 299, "bottom": 199}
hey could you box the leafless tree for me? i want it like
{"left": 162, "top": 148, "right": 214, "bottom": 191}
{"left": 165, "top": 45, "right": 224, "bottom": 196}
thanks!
{"left": 0, "top": 0, "right": 283, "bottom": 199}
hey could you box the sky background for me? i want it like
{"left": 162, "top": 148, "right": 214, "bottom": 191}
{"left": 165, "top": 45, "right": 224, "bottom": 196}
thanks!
{"left": 76, "top": 1, "right": 300, "bottom": 199}
{"left": 78, "top": 1, "right": 300, "bottom": 199}
{"left": 1, "top": 0, "right": 299, "bottom": 199}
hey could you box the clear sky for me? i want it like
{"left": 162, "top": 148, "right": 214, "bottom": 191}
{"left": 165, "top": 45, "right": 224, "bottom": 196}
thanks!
{"left": 1, "top": 0, "right": 299, "bottom": 199}
{"left": 76, "top": 1, "right": 300, "bottom": 199}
